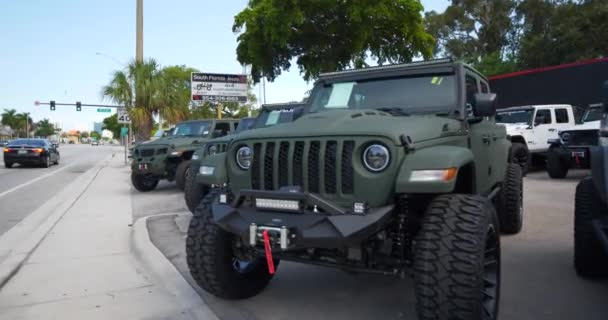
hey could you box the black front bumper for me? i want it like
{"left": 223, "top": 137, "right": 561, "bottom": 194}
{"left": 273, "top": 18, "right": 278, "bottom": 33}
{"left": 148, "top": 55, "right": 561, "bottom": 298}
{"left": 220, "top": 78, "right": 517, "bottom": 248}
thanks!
{"left": 211, "top": 189, "right": 395, "bottom": 250}
{"left": 552, "top": 145, "right": 592, "bottom": 169}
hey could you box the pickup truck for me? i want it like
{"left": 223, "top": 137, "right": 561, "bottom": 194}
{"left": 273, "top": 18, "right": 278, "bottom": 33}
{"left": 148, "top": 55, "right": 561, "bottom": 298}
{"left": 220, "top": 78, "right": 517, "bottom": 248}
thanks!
{"left": 496, "top": 104, "right": 576, "bottom": 174}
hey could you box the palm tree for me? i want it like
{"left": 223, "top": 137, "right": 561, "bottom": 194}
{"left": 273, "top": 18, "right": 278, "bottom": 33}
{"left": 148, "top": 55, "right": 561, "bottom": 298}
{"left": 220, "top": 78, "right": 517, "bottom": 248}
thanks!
{"left": 101, "top": 59, "right": 198, "bottom": 141}
{"left": 35, "top": 119, "right": 55, "bottom": 137}
{"left": 13, "top": 113, "right": 33, "bottom": 138}
{"left": 1, "top": 108, "right": 18, "bottom": 137}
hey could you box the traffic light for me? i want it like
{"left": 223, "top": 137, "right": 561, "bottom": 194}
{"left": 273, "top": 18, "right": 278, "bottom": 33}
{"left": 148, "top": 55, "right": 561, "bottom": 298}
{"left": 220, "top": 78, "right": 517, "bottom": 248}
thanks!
{"left": 50, "top": 100, "right": 56, "bottom": 111}
{"left": 76, "top": 101, "right": 82, "bottom": 112}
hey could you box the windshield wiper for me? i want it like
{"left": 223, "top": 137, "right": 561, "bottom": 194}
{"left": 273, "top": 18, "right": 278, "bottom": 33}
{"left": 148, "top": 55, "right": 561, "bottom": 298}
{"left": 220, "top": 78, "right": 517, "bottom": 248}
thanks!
{"left": 376, "top": 107, "right": 411, "bottom": 117}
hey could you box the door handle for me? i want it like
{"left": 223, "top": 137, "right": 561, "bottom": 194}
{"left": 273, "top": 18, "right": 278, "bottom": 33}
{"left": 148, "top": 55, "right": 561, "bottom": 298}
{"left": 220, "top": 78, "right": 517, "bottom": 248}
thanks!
{"left": 548, "top": 128, "right": 557, "bottom": 132}
{"left": 482, "top": 135, "right": 491, "bottom": 144}
{"left": 492, "top": 134, "right": 498, "bottom": 141}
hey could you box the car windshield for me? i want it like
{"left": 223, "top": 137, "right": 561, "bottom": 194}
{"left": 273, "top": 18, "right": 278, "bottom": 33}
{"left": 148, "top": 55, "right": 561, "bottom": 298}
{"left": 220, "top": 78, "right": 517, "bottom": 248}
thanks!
{"left": 172, "top": 121, "right": 212, "bottom": 136}
{"left": 308, "top": 74, "right": 457, "bottom": 114}
{"left": 582, "top": 108, "right": 603, "bottom": 122}
{"left": 8, "top": 139, "right": 45, "bottom": 146}
{"left": 496, "top": 109, "right": 534, "bottom": 124}
{"left": 253, "top": 106, "right": 303, "bottom": 128}
{"left": 235, "top": 118, "right": 256, "bottom": 133}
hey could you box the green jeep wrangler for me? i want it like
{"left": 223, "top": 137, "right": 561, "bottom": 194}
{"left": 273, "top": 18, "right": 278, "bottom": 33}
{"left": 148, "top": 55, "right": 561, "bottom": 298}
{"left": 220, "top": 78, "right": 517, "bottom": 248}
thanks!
{"left": 186, "top": 59, "right": 523, "bottom": 320}
{"left": 130, "top": 119, "right": 239, "bottom": 192}
{"left": 184, "top": 103, "right": 305, "bottom": 212}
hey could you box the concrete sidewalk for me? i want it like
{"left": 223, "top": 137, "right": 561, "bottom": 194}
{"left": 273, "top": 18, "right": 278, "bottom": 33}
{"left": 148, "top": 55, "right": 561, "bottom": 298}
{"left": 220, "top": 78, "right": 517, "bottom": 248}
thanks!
{"left": 0, "top": 154, "right": 209, "bottom": 320}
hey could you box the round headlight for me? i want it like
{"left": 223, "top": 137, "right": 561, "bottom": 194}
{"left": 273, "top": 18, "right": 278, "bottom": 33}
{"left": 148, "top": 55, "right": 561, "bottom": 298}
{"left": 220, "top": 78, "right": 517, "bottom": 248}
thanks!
{"left": 236, "top": 146, "right": 252, "bottom": 170}
{"left": 363, "top": 144, "right": 390, "bottom": 172}
{"left": 208, "top": 144, "right": 218, "bottom": 155}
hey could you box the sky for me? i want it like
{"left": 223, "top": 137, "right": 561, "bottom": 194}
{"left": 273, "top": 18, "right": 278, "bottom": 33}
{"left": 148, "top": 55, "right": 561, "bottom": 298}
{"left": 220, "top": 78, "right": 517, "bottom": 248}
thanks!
{"left": 0, "top": 0, "right": 449, "bottom": 132}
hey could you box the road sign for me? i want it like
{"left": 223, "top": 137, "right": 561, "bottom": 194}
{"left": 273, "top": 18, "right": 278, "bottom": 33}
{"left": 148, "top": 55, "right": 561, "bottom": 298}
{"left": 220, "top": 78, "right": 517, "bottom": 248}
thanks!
{"left": 191, "top": 72, "right": 248, "bottom": 103}
{"left": 97, "top": 108, "right": 112, "bottom": 113}
{"left": 120, "top": 127, "right": 129, "bottom": 137}
{"left": 34, "top": 100, "right": 40, "bottom": 106}
{"left": 117, "top": 108, "right": 131, "bottom": 124}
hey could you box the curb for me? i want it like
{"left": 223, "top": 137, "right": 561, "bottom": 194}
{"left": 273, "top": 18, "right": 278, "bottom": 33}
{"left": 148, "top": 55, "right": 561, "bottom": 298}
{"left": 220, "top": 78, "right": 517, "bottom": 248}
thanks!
{"left": 130, "top": 214, "right": 219, "bottom": 320}
{"left": 0, "top": 152, "right": 116, "bottom": 288}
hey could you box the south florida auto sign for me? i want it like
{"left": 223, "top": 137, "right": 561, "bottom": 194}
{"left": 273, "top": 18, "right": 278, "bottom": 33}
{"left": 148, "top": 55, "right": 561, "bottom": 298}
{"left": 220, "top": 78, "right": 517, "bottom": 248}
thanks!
{"left": 191, "top": 72, "right": 248, "bottom": 103}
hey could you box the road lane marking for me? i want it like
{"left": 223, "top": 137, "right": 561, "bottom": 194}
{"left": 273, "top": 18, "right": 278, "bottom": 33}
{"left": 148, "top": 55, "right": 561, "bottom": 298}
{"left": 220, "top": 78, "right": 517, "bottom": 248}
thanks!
{"left": 0, "top": 164, "right": 77, "bottom": 199}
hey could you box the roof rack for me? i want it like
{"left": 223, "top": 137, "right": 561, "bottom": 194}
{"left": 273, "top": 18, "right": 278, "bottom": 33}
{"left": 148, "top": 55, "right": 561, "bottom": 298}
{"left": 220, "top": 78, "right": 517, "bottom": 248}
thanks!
{"left": 318, "top": 58, "right": 454, "bottom": 78}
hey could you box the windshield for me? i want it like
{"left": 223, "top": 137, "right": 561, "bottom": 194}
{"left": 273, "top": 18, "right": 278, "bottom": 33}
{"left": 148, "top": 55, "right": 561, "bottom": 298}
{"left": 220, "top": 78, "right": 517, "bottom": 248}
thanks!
{"left": 308, "top": 74, "right": 456, "bottom": 114}
{"left": 582, "top": 108, "right": 602, "bottom": 123}
{"left": 8, "top": 139, "right": 45, "bottom": 146}
{"left": 172, "top": 121, "right": 212, "bottom": 136}
{"left": 253, "top": 107, "right": 303, "bottom": 128}
{"left": 235, "top": 118, "right": 256, "bottom": 133}
{"left": 496, "top": 109, "right": 534, "bottom": 124}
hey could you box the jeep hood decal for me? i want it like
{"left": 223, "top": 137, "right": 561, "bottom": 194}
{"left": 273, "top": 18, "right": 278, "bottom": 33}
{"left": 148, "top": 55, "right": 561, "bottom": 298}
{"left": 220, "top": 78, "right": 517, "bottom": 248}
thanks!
{"left": 233, "top": 109, "right": 462, "bottom": 144}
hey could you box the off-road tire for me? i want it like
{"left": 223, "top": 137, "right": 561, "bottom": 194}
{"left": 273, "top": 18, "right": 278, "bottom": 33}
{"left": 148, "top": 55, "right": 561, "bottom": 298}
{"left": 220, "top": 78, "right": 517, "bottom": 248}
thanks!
{"left": 42, "top": 156, "right": 51, "bottom": 168}
{"left": 414, "top": 194, "right": 500, "bottom": 320}
{"left": 131, "top": 172, "right": 159, "bottom": 192}
{"left": 547, "top": 149, "right": 568, "bottom": 179}
{"left": 175, "top": 160, "right": 191, "bottom": 191}
{"left": 184, "top": 165, "right": 209, "bottom": 213}
{"left": 510, "top": 142, "right": 530, "bottom": 176}
{"left": 574, "top": 177, "right": 608, "bottom": 278}
{"left": 4, "top": 162, "right": 13, "bottom": 169}
{"left": 186, "top": 192, "right": 276, "bottom": 299}
{"left": 496, "top": 163, "right": 523, "bottom": 234}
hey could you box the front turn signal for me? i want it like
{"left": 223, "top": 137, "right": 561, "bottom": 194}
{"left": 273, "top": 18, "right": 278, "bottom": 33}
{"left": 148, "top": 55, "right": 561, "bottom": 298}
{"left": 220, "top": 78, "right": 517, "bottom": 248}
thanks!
{"left": 410, "top": 168, "right": 458, "bottom": 182}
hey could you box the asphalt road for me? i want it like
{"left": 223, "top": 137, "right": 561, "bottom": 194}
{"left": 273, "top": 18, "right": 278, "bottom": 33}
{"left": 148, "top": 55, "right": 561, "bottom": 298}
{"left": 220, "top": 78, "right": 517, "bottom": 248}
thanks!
{"left": 0, "top": 144, "right": 120, "bottom": 236}
{"left": 139, "top": 168, "right": 608, "bottom": 320}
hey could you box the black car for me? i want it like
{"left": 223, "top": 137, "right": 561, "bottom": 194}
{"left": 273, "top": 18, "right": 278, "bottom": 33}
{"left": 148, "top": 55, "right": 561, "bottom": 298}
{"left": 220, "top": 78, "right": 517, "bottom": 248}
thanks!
{"left": 3, "top": 139, "right": 60, "bottom": 168}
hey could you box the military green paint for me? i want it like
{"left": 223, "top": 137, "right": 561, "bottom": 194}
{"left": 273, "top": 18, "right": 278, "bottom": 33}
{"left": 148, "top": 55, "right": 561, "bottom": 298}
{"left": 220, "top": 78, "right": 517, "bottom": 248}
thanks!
{"left": 197, "top": 153, "right": 228, "bottom": 186}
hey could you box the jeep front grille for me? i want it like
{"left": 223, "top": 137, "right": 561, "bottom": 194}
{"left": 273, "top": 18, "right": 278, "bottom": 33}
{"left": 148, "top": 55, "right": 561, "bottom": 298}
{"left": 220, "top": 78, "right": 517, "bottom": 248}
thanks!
{"left": 562, "top": 130, "right": 598, "bottom": 146}
{"left": 250, "top": 139, "right": 356, "bottom": 195}
{"left": 139, "top": 148, "right": 155, "bottom": 157}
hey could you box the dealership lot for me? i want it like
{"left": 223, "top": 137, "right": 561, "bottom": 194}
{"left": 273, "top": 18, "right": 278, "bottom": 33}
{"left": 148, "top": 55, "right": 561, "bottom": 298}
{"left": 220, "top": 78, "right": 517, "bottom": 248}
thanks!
{"left": 133, "top": 169, "right": 608, "bottom": 320}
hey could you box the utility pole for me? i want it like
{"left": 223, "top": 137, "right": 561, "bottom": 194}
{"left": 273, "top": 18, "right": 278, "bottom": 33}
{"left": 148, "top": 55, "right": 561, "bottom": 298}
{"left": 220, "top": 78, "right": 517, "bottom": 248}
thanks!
{"left": 25, "top": 113, "right": 29, "bottom": 138}
{"left": 133, "top": 0, "right": 143, "bottom": 149}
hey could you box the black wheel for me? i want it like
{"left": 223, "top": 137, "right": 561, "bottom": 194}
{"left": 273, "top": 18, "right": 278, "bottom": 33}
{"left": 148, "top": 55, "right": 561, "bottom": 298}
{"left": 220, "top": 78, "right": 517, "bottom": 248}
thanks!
{"left": 4, "top": 162, "right": 13, "bottom": 169}
{"left": 175, "top": 160, "right": 191, "bottom": 191}
{"left": 414, "top": 194, "right": 500, "bottom": 320}
{"left": 574, "top": 177, "right": 608, "bottom": 278}
{"left": 547, "top": 149, "right": 568, "bottom": 179}
{"left": 131, "top": 172, "right": 159, "bottom": 192}
{"left": 510, "top": 142, "right": 529, "bottom": 176}
{"left": 186, "top": 192, "right": 277, "bottom": 299}
{"left": 496, "top": 163, "right": 523, "bottom": 234}
{"left": 184, "top": 165, "right": 209, "bottom": 213}
{"left": 42, "top": 156, "right": 51, "bottom": 168}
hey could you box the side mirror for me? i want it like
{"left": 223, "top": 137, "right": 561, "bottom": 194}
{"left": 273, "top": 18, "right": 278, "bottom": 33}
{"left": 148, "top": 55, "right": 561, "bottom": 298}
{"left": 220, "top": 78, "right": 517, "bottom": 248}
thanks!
{"left": 52, "top": 143, "right": 59, "bottom": 148}
{"left": 473, "top": 93, "right": 496, "bottom": 117}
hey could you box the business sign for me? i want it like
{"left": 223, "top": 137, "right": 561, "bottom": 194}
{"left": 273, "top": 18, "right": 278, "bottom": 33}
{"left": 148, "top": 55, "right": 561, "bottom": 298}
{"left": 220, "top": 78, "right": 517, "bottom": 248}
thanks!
{"left": 117, "top": 108, "right": 131, "bottom": 124}
{"left": 191, "top": 72, "right": 248, "bottom": 103}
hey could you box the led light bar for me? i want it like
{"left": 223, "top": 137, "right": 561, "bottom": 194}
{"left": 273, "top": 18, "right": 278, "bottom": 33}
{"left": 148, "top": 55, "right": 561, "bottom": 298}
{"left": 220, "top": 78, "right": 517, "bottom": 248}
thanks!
{"left": 255, "top": 198, "right": 300, "bottom": 211}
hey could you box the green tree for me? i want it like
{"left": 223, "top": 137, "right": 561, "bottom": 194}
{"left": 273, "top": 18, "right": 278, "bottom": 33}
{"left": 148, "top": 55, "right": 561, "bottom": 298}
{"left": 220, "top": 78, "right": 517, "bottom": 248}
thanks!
{"left": 1, "top": 109, "right": 18, "bottom": 134}
{"left": 13, "top": 113, "right": 34, "bottom": 138}
{"left": 517, "top": 0, "right": 608, "bottom": 69}
{"left": 159, "top": 65, "right": 199, "bottom": 123}
{"left": 90, "top": 131, "right": 101, "bottom": 140}
{"left": 233, "top": 0, "right": 435, "bottom": 82}
{"left": 425, "top": 0, "right": 516, "bottom": 62}
{"left": 80, "top": 131, "right": 89, "bottom": 139}
{"left": 102, "top": 114, "right": 122, "bottom": 140}
{"left": 34, "top": 119, "right": 56, "bottom": 137}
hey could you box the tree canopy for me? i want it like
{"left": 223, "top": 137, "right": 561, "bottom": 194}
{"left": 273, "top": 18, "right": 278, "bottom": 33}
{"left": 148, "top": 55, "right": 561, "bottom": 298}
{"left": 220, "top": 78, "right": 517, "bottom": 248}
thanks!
{"left": 34, "top": 119, "right": 56, "bottom": 137}
{"left": 233, "top": 0, "right": 435, "bottom": 82}
{"left": 102, "top": 114, "right": 122, "bottom": 140}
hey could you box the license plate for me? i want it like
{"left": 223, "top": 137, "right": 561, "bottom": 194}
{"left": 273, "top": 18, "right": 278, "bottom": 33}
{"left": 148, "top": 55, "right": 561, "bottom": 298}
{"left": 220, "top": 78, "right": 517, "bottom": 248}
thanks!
{"left": 18, "top": 150, "right": 27, "bottom": 154}
{"left": 138, "top": 164, "right": 148, "bottom": 170}
{"left": 572, "top": 151, "right": 585, "bottom": 158}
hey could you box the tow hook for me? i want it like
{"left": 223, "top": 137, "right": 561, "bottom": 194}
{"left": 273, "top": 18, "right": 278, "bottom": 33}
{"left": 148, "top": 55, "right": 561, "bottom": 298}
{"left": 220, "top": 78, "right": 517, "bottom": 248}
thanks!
{"left": 249, "top": 223, "right": 289, "bottom": 250}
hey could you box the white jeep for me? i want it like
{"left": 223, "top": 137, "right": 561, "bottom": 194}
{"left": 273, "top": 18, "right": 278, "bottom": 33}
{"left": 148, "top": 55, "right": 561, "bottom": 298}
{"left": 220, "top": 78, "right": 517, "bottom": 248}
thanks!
{"left": 496, "top": 104, "right": 576, "bottom": 174}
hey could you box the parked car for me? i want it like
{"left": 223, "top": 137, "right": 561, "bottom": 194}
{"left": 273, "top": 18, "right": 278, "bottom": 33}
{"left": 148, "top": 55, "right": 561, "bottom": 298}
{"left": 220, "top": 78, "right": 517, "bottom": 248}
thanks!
{"left": 573, "top": 82, "right": 608, "bottom": 278}
{"left": 496, "top": 104, "right": 576, "bottom": 174}
{"left": 0, "top": 140, "right": 9, "bottom": 147}
{"left": 91, "top": 140, "right": 100, "bottom": 146}
{"left": 546, "top": 104, "right": 602, "bottom": 178}
{"left": 3, "top": 138, "right": 60, "bottom": 168}
{"left": 184, "top": 105, "right": 304, "bottom": 212}
{"left": 186, "top": 59, "right": 522, "bottom": 320}
{"left": 130, "top": 119, "right": 240, "bottom": 192}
